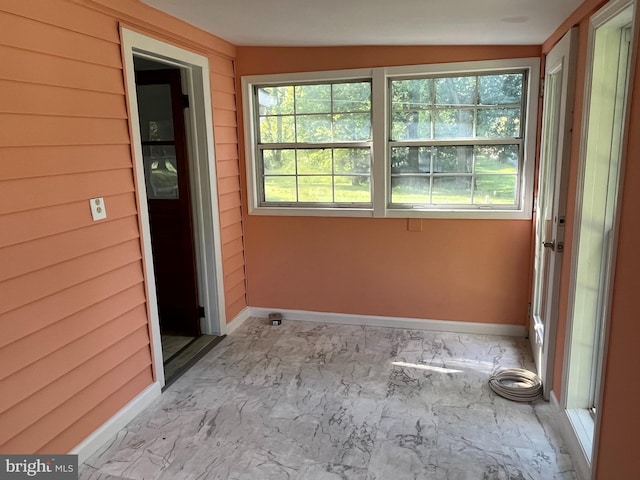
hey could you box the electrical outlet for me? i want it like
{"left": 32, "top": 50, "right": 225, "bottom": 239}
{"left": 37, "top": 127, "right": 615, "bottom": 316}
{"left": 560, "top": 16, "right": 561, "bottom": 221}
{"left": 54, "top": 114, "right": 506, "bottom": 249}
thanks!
{"left": 269, "top": 312, "right": 282, "bottom": 326}
{"left": 90, "top": 197, "right": 107, "bottom": 221}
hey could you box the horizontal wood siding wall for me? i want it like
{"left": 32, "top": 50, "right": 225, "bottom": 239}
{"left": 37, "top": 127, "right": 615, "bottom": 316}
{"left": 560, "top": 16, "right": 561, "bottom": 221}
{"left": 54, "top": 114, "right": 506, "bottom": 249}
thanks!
{"left": 0, "top": 0, "right": 245, "bottom": 454}
{"left": 0, "top": 0, "right": 152, "bottom": 454}
{"left": 211, "top": 56, "right": 247, "bottom": 321}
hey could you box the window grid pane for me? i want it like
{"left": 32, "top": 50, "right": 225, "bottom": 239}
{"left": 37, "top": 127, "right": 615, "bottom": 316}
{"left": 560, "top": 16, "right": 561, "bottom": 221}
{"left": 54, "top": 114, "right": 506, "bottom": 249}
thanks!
{"left": 257, "top": 80, "right": 372, "bottom": 206}
{"left": 260, "top": 148, "right": 372, "bottom": 205}
{"left": 389, "top": 71, "right": 525, "bottom": 208}
{"left": 390, "top": 72, "right": 524, "bottom": 142}
{"left": 389, "top": 144, "right": 521, "bottom": 207}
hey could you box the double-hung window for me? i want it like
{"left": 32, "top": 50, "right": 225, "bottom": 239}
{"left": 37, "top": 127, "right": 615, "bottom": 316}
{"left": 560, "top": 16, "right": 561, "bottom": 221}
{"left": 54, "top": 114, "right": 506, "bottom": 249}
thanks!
{"left": 242, "top": 59, "right": 539, "bottom": 218}
{"left": 252, "top": 79, "right": 373, "bottom": 208}
{"left": 389, "top": 72, "right": 526, "bottom": 209}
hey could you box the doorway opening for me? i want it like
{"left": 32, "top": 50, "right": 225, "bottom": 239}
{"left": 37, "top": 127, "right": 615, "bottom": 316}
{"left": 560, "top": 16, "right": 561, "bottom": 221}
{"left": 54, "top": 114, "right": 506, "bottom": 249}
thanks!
{"left": 135, "top": 61, "right": 200, "bottom": 338}
{"left": 563, "top": 0, "right": 635, "bottom": 467}
{"left": 134, "top": 58, "right": 223, "bottom": 385}
{"left": 121, "top": 29, "right": 228, "bottom": 389}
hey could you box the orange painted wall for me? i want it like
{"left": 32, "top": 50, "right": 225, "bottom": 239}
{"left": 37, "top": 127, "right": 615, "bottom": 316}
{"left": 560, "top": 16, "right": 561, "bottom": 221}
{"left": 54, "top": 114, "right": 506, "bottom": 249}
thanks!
{"left": 0, "top": 0, "right": 245, "bottom": 454}
{"left": 236, "top": 45, "right": 541, "bottom": 325}
{"left": 542, "top": 0, "right": 640, "bottom": 477}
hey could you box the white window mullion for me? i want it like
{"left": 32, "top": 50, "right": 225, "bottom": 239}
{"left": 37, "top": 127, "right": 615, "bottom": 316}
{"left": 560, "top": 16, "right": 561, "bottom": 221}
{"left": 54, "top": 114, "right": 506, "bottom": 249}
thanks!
{"left": 372, "top": 67, "right": 387, "bottom": 218}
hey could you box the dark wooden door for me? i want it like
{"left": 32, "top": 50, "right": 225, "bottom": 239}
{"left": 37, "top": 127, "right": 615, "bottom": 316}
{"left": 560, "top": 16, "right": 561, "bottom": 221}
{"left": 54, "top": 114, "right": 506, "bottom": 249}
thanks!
{"left": 136, "top": 69, "right": 201, "bottom": 337}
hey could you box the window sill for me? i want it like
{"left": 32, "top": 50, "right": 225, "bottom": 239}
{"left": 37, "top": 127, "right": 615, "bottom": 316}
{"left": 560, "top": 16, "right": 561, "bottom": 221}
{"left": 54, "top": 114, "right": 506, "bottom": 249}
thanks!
{"left": 384, "top": 207, "right": 532, "bottom": 220}
{"left": 566, "top": 408, "right": 594, "bottom": 465}
{"left": 249, "top": 206, "right": 375, "bottom": 218}
{"left": 248, "top": 205, "right": 532, "bottom": 220}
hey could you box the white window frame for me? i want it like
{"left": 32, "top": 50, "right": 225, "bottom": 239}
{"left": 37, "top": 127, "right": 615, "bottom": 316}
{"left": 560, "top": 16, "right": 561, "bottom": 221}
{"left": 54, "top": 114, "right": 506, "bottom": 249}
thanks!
{"left": 242, "top": 58, "right": 539, "bottom": 219}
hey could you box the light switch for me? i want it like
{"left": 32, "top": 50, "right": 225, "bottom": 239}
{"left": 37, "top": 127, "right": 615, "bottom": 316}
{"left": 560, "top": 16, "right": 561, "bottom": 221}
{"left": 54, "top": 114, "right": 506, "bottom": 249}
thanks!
{"left": 90, "top": 197, "right": 107, "bottom": 221}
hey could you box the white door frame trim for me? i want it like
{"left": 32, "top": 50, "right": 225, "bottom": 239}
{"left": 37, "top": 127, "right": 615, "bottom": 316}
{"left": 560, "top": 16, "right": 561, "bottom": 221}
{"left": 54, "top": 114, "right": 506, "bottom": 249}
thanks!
{"left": 560, "top": 0, "right": 637, "bottom": 477}
{"left": 120, "top": 27, "right": 227, "bottom": 387}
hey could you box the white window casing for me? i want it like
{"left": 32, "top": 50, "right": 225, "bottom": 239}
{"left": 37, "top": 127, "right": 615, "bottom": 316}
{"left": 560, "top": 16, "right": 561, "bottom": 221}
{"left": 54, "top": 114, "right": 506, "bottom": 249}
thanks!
{"left": 242, "top": 58, "right": 540, "bottom": 219}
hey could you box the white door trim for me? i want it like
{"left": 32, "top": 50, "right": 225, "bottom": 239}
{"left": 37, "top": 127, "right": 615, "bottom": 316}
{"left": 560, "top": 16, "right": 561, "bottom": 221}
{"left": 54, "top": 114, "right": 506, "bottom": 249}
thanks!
{"left": 120, "top": 27, "right": 227, "bottom": 387}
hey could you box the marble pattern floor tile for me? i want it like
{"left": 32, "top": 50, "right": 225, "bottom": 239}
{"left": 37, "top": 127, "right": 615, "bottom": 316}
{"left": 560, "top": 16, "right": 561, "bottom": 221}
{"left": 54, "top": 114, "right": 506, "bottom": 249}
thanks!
{"left": 80, "top": 318, "right": 576, "bottom": 480}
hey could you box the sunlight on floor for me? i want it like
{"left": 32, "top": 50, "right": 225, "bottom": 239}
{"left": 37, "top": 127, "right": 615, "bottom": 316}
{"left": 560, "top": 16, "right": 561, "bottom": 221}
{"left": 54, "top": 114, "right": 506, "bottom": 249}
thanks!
{"left": 391, "top": 361, "right": 463, "bottom": 374}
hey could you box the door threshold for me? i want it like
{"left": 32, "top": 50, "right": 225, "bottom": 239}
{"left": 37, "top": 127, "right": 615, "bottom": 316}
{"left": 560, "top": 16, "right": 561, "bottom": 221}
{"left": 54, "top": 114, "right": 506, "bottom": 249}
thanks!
{"left": 162, "top": 334, "right": 226, "bottom": 390}
{"left": 163, "top": 335, "right": 198, "bottom": 365}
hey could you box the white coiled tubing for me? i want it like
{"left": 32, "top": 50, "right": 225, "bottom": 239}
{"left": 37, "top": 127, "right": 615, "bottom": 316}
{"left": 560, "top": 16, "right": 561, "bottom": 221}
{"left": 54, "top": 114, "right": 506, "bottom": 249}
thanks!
{"left": 488, "top": 368, "right": 543, "bottom": 402}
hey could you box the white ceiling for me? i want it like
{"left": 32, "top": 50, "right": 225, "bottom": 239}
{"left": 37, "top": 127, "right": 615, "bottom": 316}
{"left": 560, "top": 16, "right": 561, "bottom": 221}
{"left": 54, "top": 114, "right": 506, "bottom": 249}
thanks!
{"left": 141, "top": 0, "right": 583, "bottom": 46}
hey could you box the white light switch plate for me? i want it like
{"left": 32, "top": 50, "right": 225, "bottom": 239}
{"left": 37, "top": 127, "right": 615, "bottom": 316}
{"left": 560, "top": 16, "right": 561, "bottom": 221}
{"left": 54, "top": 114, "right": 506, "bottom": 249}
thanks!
{"left": 90, "top": 197, "right": 107, "bottom": 221}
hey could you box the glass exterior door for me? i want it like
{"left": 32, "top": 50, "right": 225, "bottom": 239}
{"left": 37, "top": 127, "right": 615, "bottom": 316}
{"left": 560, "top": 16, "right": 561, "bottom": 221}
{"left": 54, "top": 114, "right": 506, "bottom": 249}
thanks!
{"left": 530, "top": 29, "right": 577, "bottom": 399}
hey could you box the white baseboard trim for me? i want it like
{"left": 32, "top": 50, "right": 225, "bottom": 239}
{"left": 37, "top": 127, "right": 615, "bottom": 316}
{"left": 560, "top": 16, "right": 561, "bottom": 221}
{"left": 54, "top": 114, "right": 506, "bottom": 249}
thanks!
{"left": 224, "top": 306, "right": 251, "bottom": 335}
{"left": 248, "top": 307, "right": 527, "bottom": 337}
{"left": 71, "top": 381, "right": 161, "bottom": 464}
{"left": 550, "top": 391, "right": 592, "bottom": 480}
